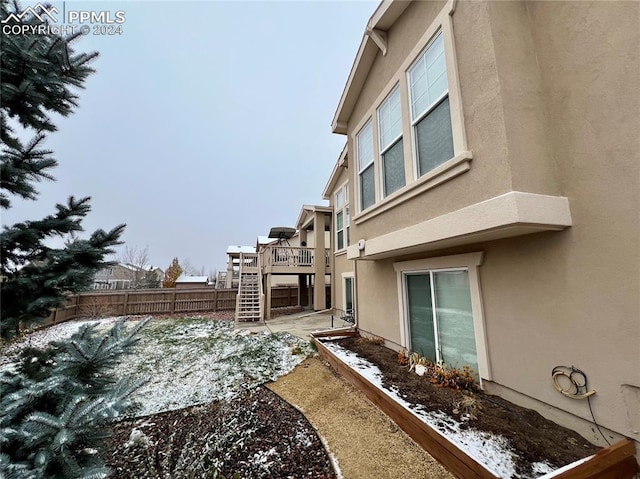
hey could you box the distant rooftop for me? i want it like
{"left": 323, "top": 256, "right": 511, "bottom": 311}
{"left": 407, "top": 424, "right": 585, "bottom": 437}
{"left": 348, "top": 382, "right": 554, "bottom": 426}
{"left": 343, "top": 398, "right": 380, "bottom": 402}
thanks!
{"left": 226, "top": 245, "right": 256, "bottom": 254}
{"left": 175, "top": 276, "right": 208, "bottom": 283}
{"left": 257, "top": 236, "right": 276, "bottom": 246}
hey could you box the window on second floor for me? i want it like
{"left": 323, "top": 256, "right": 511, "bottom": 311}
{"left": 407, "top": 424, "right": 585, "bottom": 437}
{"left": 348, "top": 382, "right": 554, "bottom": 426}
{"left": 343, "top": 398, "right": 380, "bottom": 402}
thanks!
{"left": 357, "top": 121, "right": 375, "bottom": 211}
{"left": 408, "top": 31, "right": 454, "bottom": 177}
{"left": 352, "top": 22, "right": 469, "bottom": 220}
{"left": 335, "top": 183, "right": 350, "bottom": 251}
{"left": 378, "top": 86, "right": 405, "bottom": 197}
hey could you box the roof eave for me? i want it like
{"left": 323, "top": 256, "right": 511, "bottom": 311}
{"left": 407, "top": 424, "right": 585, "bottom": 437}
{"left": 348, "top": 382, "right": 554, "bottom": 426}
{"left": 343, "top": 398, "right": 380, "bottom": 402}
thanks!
{"left": 331, "top": 0, "right": 412, "bottom": 135}
{"left": 295, "top": 205, "right": 333, "bottom": 230}
{"left": 322, "top": 144, "right": 348, "bottom": 199}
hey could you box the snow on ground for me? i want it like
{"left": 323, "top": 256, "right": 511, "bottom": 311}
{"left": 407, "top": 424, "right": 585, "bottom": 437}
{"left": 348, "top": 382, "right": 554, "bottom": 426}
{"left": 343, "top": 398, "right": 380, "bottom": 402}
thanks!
{"left": 120, "top": 318, "right": 314, "bottom": 416}
{"left": 321, "top": 340, "right": 555, "bottom": 479}
{"left": 1, "top": 316, "right": 314, "bottom": 417}
{"left": 0, "top": 316, "right": 128, "bottom": 365}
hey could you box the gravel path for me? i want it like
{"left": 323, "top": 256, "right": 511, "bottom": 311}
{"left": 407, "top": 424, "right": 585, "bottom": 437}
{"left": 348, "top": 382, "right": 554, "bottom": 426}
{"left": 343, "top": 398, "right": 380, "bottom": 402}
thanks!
{"left": 268, "top": 357, "right": 454, "bottom": 479}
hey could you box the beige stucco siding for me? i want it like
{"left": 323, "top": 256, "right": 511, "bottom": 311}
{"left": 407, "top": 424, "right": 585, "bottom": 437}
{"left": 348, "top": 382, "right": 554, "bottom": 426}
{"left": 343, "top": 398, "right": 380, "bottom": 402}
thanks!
{"left": 329, "top": 166, "right": 355, "bottom": 312}
{"left": 332, "top": 253, "right": 353, "bottom": 313}
{"left": 348, "top": 0, "right": 522, "bottom": 240}
{"left": 344, "top": 0, "right": 640, "bottom": 450}
{"left": 478, "top": 231, "right": 640, "bottom": 443}
{"left": 349, "top": 1, "right": 446, "bottom": 133}
{"left": 354, "top": 259, "right": 402, "bottom": 344}
{"left": 485, "top": 1, "right": 561, "bottom": 195}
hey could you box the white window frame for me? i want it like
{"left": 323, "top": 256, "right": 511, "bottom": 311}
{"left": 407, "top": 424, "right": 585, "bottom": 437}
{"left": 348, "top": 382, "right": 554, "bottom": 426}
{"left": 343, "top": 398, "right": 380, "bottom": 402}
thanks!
{"left": 350, "top": 4, "right": 471, "bottom": 226}
{"left": 408, "top": 30, "right": 453, "bottom": 179}
{"left": 377, "top": 85, "right": 405, "bottom": 198}
{"left": 356, "top": 120, "right": 375, "bottom": 212}
{"left": 393, "top": 252, "right": 491, "bottom": 383}
{"left": 342, "top": 272, "right": 356, "bottom": 319}
{"left": 335, "top": 182, "right": 350, "bottom": 251}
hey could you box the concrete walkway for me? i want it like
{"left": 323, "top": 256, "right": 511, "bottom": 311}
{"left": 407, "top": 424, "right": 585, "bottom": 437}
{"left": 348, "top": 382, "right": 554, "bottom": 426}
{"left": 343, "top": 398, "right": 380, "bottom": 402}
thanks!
{"left": 234, "top": 310, "right": 355, "bottom": 340}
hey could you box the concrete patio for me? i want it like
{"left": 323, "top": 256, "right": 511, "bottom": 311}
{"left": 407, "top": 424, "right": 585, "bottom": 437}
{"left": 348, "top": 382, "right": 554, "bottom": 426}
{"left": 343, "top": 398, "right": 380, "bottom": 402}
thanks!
{"left": 234, "top": 310, "right": 355, "bottom": 339}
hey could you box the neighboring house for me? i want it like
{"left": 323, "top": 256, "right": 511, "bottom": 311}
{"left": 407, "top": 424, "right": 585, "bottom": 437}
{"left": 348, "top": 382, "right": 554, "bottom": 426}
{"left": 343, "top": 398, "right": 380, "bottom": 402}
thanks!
{"left": 224, "top": 222, "right": 332, "bottom": 321}
{"left": 93, "top": 264, "right": 163, "bottom": 290}
{"left": 323, "top": 145, "right": 355, "bottom": 319}
{"left": 260, "top": 215, "right": 332, "bottom": 318}
{"left": 325, "top": 0, "right": 638, "bottom": 455}
{"left": 219, "top": 246, "right": 255, "bottom": 289}
{"left": 175, "top": 275, "right": 210, "bottom": 289}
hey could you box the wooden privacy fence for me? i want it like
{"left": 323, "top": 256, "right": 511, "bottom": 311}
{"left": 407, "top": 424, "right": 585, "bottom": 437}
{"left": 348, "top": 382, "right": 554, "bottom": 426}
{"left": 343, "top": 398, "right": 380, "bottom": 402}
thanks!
{"left": 270, "top": 285, "right": 298, "bottom": 308}
{"left": 45, "top": 286, "right": 301, "bottom": 326}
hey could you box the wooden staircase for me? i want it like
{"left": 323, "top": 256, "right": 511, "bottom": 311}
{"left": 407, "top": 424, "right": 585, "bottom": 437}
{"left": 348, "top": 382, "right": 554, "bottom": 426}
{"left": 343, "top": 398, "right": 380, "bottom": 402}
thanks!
{"left": 235, "top": 253, "right": 263, "bottom": 322}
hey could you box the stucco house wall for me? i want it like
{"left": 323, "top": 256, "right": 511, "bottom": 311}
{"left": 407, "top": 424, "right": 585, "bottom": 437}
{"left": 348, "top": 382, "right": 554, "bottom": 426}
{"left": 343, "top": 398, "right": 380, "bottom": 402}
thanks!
{"left": 335, "top": 0, "right": 639, "bottom": 452}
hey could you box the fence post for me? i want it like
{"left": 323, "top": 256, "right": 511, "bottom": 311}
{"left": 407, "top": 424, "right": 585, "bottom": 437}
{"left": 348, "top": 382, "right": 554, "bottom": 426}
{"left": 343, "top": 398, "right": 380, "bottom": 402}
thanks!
{"left": 74, "top": 295, "right": 80, "bottom": 320}
{"left": 170, "top": 290, "right": 176, "bottom": 314}
{"left": 213, "top": 289, "right": 218, "bottom": 311}
{"left": 122, "top": 291, "right": 130, "bottom": 316}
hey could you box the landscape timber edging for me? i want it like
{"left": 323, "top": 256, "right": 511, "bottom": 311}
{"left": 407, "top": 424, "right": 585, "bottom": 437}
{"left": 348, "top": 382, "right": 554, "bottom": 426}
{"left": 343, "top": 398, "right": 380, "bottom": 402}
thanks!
{"left": 311, "top": 331, "right": 638, "bottom": 479}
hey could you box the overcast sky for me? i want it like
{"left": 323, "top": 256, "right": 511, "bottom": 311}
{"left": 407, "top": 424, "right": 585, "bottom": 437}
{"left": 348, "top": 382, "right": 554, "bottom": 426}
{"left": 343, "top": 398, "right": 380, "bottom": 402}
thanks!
{"left": 3, "top": 0, "right": 377, "bottom": 274}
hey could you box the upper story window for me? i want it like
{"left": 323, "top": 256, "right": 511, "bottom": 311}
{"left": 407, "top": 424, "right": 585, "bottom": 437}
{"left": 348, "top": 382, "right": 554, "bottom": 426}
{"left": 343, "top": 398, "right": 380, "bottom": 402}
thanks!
{"left": 350, "top": 15, "right": 470, "bottom": 223}
{"left": 408, "top": 31, "right": 454, "bottom": 177}
{"left": 335, "top": 183, "right": 350, "bottom": 251}
{"left": 378, "top": 86, "right": 405, "bottom": 197}
{"left": 357, "top": 121, "right": 375, "bottom": 211}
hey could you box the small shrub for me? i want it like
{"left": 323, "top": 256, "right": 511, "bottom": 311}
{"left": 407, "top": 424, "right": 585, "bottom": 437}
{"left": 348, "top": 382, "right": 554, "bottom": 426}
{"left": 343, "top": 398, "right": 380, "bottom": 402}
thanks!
{"left": 427, "top": 363, "right": 478, "bottom": 392}
{"left": 453, "top": 391, "right": 482, "bottom": 420}
{"left": 397, "top": 349, "right": 409, "bottom": 366}
{"left": 405, "top": 351, "right": 479, "bottom": 392}
{"left": 359, "top": 334, "right": 385, "bottom": 346}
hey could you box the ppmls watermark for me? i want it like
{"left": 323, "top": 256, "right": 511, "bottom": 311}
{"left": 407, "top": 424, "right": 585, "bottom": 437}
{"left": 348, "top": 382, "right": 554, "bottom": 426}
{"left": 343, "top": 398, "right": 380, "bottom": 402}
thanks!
{"left": 2, "top": 2, "right": 126, "bottom": 36}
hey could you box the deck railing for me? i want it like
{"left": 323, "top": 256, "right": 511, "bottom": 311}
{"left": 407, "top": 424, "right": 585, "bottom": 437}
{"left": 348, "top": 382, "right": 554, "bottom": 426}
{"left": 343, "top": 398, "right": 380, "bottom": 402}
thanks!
{"left": 264, "top": 246, "right": 331, "bottom": 269}
{"left": 241, "top": 252, "right": 259, "bottom": 270}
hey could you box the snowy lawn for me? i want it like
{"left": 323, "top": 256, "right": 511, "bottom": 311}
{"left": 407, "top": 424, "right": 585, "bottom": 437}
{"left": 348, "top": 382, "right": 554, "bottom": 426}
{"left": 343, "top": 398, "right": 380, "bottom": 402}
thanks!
{"left": 1, "top": 316, "right": 315, "bottom": 417}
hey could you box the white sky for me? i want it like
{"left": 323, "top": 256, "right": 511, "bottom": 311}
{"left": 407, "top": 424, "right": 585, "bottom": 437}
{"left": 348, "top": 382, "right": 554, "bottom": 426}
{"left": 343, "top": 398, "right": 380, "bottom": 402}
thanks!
{"left": 3, "top": 0, "right": 377, "bottom": 273}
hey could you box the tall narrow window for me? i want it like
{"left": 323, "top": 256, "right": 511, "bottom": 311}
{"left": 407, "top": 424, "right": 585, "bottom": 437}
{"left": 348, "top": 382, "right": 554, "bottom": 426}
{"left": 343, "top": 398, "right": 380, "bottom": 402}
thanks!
{"left": 335, "top": 184, "right": 350, "bottom": 251}
{"left": 357, "top": 121, "right": 375, "bottom": 211}
{"left": 378, "top": 86, "right": 405, "bottom": 197}
{"left": 408, "top": 31, "right": 454, "bottom": 177}
{"left": 344, "top": 276, "right": 354, "bottom": 313}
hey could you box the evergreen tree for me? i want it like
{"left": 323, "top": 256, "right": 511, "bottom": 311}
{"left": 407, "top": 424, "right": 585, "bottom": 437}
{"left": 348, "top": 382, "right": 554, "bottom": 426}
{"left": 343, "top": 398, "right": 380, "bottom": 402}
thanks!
{"left": 0, "top": 3, "right": 145, "bottom": 478}
{"left": 0, "top": 319, "right": 149, "bottom": 478}
{"left": 0, "top": 0, "right": 125, "bottom": 338}
{"left": 139, "top": 268, "right": 161, "bottom": 289}
{"left": 162, "top": 257, "right": 183, "bottom": 288}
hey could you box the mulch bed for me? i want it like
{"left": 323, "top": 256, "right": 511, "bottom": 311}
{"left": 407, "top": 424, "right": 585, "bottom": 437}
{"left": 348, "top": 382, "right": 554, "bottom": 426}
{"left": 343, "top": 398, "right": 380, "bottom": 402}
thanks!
{"left": 104, "top": 386, "right": 336, "bottom": 479}
{"left": 334, "top": 337, "right": 601, "bottom": 478}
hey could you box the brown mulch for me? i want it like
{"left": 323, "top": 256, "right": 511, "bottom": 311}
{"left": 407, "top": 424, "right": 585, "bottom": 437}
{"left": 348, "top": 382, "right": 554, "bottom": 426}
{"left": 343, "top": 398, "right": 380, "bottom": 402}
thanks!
{"left": 104, "top": 386, "right": 337, "bottom": 479}
{"left": 334, "top": 337, "right": 601, "bottom": 477}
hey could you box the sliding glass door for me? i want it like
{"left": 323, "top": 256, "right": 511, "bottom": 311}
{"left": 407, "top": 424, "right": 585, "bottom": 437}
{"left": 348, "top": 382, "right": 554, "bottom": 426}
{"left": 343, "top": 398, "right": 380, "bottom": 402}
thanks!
{"left": 405, "top": 269, "right": 478, "bottom": 373}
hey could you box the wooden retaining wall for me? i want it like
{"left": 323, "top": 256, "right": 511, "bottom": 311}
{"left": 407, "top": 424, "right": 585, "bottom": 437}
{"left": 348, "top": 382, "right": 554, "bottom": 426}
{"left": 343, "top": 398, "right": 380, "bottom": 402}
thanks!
{"left": 312, "top": 332, "right": 638, "bottom": 479}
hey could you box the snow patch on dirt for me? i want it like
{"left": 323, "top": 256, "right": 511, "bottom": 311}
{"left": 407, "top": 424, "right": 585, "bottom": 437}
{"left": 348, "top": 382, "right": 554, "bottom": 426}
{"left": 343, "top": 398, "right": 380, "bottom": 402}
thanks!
{"left": 322, "top": 340, "right": 552, "bottom": 479}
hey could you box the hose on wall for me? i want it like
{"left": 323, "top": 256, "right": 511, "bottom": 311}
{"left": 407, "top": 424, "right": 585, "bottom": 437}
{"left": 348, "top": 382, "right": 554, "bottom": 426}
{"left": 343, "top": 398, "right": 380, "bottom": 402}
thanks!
{"left": 551, "top": 365, "right": 611, "bottom": 445}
